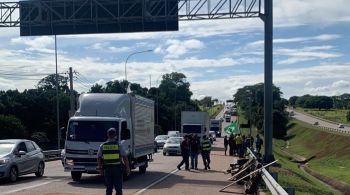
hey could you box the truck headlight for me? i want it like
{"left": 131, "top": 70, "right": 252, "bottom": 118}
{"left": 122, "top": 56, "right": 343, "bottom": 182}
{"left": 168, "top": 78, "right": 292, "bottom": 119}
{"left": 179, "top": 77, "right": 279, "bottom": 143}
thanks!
{"left": 0, "top": 158, "right": 9, "bottom": 165}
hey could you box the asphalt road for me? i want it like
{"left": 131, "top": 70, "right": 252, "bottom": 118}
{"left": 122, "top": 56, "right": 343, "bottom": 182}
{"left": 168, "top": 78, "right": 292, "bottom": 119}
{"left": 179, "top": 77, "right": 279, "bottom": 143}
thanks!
{"left": 0, "top": 109, "right": 242, "bottom": 195}
{"left": 290, "top": 110, "right": 350, "bottom": 133}
{"left": 0, "top": 151, "right": 183, "bottom": 195}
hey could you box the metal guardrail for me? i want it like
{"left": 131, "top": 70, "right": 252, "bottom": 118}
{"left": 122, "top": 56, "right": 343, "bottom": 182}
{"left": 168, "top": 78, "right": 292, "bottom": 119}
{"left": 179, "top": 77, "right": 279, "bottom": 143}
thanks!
{"left": 316, "top": 125, "right": 350, "bottom": 134}
{"left": 247, "top": 148, "right": 289, "bottom": 195}
{"left": 43, "top": 149, "right": 62, "bottom": 161}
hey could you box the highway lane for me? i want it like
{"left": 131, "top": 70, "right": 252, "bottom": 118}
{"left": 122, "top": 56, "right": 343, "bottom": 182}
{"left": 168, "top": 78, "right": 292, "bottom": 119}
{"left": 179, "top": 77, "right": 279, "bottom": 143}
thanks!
{"left": 0, "top": 151, "right": 182, "bottom": 195}
{"left": 290, "top": 110, "right": 350, "bottom": 133}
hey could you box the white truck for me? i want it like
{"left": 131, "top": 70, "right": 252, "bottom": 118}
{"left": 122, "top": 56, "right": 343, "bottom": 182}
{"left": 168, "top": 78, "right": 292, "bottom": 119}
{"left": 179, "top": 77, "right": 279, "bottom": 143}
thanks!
{"left": 63, "top": 93, "right": 154, "bottom": 181}
{"left": 181, "top": 111, "right": 209, "bottom": 140}
{"left": 210, "top": 119, "right": 222, "bottom": 137}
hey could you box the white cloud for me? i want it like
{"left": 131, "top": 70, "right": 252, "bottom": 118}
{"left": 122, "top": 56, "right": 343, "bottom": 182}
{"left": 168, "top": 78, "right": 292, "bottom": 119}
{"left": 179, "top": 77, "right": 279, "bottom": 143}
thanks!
{"left": 274, "top": 45, "right": 342, "bottom": 65}
{"left": 89, "top": 42, "right": 131, "bottom": 53}
{"left": 274, "top": 0, "right": 350, "bottom": 26}
{"left": 332, "top": 80, "right": 350, "bottom": 88}
{"left": 246, "top": 34, "right": 341, "bottom": 49}
{"left": 11, "top": 36, "right": 55, "bottom": 54}
{"left": 162, "top": 39, "right": 205, "bottom": 58}
{"left": 191, "top": 64, "right": 350, "bottom": 100}
{"left": 306, "top": 80, "right": 350, "bottom": 95}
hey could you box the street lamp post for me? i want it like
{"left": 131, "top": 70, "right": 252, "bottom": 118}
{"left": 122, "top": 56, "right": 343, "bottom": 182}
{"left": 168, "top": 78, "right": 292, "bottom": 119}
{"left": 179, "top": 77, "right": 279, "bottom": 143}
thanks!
{"left": 124, "top": 49, "right": 153, "bottom": 83}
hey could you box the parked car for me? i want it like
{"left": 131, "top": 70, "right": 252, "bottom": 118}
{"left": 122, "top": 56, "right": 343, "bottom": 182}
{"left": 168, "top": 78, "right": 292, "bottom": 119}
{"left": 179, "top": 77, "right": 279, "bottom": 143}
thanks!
{"left": 313, "top": 121, "right": 319, "bottom": 126}
{"left": 338, "top": 124, "right": 345, "bottom": 128}
{"left": 209, "top": 131, "right": 216, "bottom": 143}
{"left": 154, "top": 135, "right": 169, "bottom": 148}
{"left": 0, "top": 139, "right": 45, "bottom": 182}
{"left": 163, "top": 137, "right": 183, "bottom": 156}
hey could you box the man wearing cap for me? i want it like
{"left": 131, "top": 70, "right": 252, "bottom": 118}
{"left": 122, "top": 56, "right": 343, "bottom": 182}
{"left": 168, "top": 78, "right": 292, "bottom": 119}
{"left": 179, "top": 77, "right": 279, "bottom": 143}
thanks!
{"left": 97, "top": 128, "right": 126, "bottom": 195}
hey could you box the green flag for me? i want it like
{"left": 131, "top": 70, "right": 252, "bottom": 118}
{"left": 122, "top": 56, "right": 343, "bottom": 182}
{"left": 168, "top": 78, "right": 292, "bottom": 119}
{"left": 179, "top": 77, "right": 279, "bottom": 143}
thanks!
{"left": 224, "top": 122, "right": 239, "bottom": 134}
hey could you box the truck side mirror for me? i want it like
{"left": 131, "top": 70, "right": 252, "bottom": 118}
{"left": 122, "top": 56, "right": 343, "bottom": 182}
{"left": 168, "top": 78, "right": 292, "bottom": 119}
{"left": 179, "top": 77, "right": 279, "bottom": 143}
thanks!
{"left": 121, "top": 129, "right": 131, "bottom": 140}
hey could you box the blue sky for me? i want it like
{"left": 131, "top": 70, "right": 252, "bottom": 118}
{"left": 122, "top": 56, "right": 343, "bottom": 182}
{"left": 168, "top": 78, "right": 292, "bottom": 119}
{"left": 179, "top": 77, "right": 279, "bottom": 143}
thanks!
{"left": 0, "top": 0, "right": 350, "bottom": 101}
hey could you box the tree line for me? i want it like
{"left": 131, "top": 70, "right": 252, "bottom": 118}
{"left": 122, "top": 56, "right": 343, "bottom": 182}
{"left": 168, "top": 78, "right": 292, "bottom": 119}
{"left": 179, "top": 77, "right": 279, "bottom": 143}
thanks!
{"left": 0, "top": 72, "right": 203, "bottom": 149}
{"left": 289, "top": 94, "right": 350, "bottom": 110}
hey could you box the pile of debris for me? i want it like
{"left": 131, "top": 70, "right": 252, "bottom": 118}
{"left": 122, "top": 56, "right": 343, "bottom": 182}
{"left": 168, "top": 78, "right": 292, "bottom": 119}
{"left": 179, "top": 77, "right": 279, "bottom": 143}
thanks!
{"left": 220, "top": 157, "right": 277, "bottom": 194}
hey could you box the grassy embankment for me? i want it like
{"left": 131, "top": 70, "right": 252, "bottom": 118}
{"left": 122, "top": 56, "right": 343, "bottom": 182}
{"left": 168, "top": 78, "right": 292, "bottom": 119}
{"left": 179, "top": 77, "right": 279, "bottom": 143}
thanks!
{"left": 275, "top": 119, "right": 350, "bottom": 186}
{"left": 203, "top": 104, "right": 224, "bottom": 118}
{"left": 238, "top": 114, "right": 341, "bottom": 194}
{"left": 295, "top": 107, "right": 350, "bottom": 126}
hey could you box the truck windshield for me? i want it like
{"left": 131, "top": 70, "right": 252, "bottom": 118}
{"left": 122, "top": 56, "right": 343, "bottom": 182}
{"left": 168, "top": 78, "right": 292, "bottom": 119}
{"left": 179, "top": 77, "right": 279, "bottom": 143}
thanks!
{"left": 183, "top": 125, "right": 201, "bottom": 134}
{"left": 210, "top": 127, "right": 220, "bottom": 132}
{"left": 67, "top": 121, "right": 119, "bottom": 142}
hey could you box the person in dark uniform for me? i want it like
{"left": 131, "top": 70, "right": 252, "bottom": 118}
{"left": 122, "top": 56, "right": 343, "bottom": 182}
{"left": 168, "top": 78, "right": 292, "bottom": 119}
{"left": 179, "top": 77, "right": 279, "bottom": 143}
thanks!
{"left": 224, "top": 135, "right": 228, "bottom": 156}
{"left": 201, "top": 135, "right": 212, "bottom": 170}
{"left": 177, "top": 135, "right": 190, "bottom": 171}
{"left": 97, "top": 128, "right": 126, "bottom": 195}
{"left": 190, "top": 134, "right": 200, "bottom": 169}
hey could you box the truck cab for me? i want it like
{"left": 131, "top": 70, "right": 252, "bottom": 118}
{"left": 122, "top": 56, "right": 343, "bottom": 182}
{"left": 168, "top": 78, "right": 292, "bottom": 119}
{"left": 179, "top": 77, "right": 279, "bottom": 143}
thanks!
{"left": 64, "top": 117, "right": 131, "bottom": 181}
{"left": 63, "top": 93, "right": 154, "bottom": 181}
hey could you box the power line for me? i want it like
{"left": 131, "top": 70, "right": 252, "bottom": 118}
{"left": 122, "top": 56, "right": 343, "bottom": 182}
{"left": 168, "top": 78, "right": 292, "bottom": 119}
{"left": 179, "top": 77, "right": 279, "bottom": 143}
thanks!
{"left": 74, "top": 77, "right": 91, "bottom": 90}
{"left": 74, "top": 72, "right": 91, "bottom": 84}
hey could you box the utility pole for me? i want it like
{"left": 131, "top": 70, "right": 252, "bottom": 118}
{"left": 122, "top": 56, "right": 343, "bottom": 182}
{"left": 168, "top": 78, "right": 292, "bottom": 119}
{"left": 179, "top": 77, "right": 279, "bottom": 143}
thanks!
{"left": 55, "top": 35, "right": 60, "bottom": 150}
{"left": 69, "top": 67, "right": 75, "bottom": 117}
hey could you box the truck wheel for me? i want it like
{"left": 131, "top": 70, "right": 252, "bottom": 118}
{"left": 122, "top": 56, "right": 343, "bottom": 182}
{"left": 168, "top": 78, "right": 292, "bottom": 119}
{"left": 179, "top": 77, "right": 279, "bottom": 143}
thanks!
{"left": 139, "top": 165, "right": 147, "bottom": 174}
{"left": 163, "top": 152, "right": 166, "bottom": 156}
{"left": 71, "top": 172, "right": 82, "bottom": 181}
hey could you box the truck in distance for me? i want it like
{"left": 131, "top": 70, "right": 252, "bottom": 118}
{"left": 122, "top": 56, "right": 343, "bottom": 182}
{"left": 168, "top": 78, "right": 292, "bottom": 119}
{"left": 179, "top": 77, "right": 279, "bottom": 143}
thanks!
{"left": 63, "top": 93, "right": 154, "bottom": 181}
{"left": 210, "top": 119, "right": 222, "bottom": 137}
{"left": 181, "top": 111, "right": 209, "bottom": 140}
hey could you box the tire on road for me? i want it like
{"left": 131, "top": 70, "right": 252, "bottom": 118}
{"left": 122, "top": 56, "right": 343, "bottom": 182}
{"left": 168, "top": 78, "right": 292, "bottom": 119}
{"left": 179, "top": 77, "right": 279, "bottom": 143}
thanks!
{"left": 71, "top": 171, "right": 82, "bottom": 181}
{"left": 139, "top": 164, "right": 147, "bottom": 174}
{"left": 8, "top": 166, "right": 18, "bottom": 182}
{"left": 35, "top": 161, "right": 45, "bottom": 177}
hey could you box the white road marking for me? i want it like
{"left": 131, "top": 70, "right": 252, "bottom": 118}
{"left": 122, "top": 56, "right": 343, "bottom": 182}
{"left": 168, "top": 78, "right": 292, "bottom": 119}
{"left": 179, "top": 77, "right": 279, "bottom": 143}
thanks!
{"left": 3, "top": 179, "right": 61, "bottom": 194}
{"left": 133, "top": 168, "right": 180, "bottom": 195}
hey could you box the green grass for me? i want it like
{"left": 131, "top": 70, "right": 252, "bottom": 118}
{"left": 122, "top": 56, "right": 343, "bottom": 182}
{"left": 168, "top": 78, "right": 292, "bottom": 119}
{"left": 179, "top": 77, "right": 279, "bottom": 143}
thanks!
{"left": 238, "top": 112, "right": 344, "bottom": 194}
{"left": 295, "top": 107, "right": 350, "bottom": 125}
{"left": 282, "top": 119, "right": 350, "bottom": 185}
{"left": 205, "top": 104, "right": 224, "bottom": 118}
{"left": 271, "top": 146, "right": 337, "bottom": 195}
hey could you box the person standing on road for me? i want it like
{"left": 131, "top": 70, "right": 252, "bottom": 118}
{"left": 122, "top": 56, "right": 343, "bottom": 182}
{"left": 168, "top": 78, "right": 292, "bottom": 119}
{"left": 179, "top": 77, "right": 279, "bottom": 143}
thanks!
{"left": 228, "top": 134, "right": 234, "bottom": 156}
{"left": 224, "top": 135, "right": 228, "bottom": 156}
{"left": 255, "top": 134, "right": 263, "bottom": 154}
{"left": 201, "top": 135, "right": 212, "bottom": 170}
{"left": 177, "top": 135, "right": 190, "bottom": 171}
{"left": 190, "top": 134, "right": 200, "bottom": 170}
{"left": 97, "top": 128, "right": 125, "bottom": 195}
{"left": 235, "top": 134, "right": 243, "bottom": 158}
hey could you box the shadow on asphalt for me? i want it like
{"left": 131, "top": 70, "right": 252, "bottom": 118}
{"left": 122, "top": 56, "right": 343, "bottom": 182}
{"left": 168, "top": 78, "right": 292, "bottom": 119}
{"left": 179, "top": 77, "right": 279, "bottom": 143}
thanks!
{"left": 66, "top": 170, "right": 183, "bottom": 190}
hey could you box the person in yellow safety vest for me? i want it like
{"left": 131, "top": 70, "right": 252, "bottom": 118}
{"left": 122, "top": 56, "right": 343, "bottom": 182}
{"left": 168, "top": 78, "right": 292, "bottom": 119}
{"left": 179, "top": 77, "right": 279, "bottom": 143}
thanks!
{"left": 97, "top": 128, "right": 126, "bottom": 195}
{"left": 201, "top": 135, "right": 212, "bottom": 170}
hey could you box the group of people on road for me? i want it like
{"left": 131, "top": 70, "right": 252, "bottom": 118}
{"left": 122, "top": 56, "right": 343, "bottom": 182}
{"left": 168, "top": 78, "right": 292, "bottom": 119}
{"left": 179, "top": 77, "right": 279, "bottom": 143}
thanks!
{"left": 224, "top": 134, "right": 263, "bottom": 157}
{"left": 177, "top": 134, "right": 212, "bottom": 171}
